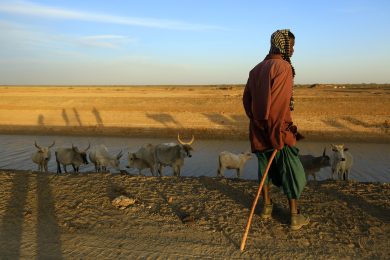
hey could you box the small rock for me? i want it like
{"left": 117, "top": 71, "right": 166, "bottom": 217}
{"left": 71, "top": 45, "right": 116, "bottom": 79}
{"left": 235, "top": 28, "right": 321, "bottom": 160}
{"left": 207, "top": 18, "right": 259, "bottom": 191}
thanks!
{"left": 167, "top": 197, "right": 173, "bottom": 204}
{"left": 182, "top": 215, "right": 195, "bottom": 225}
{"left": 111, "top": 195, "right": 137, "bottom": 209}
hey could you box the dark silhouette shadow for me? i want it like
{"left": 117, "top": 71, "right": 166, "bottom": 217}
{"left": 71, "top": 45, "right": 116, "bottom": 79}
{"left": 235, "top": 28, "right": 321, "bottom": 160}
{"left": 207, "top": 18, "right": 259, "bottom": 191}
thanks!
{"left": 73, "top": 108, "right": 82, "bottom": 127}
{"left": 36, "top": 174, "right": 63, "bottom": 259}
{"left": 38, "top": 114, "right": 45, "bottom": 126}
{"left": 146, "top": 113, "right": 180, "bottom": 127}
{"left": 197, "top": 177, "right": 258, "bottom": 249}
{"left": 0, "top": 173, "right": 29, "bottom": 258}
{"left": 198, "top": 177, "right": 255, "bottom": 213}
{"left": 62, "top": 109, "right": 70, "bottom": 126}
{"left": 319, "top": 184, "right": 390, "bottom": 223}
{"left": 230, "top": 114, "right": 247, "bottom": 123}
{"left": 342, "top": 116, "right": 384, "bottom": 129}
{"left": 202, "top": 113, "right": 238, "bottom": 129}
{"left": 321, "top": 119, "right": 348, "bottom": 129}
{"left": 92, "top": 107, "right": 104, "bottom": 127}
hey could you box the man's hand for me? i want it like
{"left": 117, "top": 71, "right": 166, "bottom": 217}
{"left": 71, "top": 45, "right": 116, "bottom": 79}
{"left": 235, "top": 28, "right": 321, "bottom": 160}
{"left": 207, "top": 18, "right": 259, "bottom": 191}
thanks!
{"left": 287, "top": 123, "right": 305, "bottom": 141}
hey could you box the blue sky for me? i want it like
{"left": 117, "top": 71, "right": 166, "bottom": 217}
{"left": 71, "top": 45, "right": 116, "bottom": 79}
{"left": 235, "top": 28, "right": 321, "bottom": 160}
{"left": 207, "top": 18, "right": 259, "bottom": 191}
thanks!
{"left": 0, "top": 0, "right": 389, "bottom": 85}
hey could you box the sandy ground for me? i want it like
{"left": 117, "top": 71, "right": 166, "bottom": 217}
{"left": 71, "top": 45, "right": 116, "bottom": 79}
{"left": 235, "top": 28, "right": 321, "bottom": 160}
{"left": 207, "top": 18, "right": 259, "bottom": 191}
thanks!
{"left": 0, "top": 85, "right": 389, "bottom": 258}
{"left": 0, "top": 84, "right": 389, "bottom": 142}
{"left": 0, "top": 170, "right": 388, "bottom": 259}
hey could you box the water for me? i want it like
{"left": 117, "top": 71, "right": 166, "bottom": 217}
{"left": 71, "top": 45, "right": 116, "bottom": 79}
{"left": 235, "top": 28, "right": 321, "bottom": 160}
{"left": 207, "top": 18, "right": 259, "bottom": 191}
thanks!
{"left": 0, "top": 134, "right": 389, "bottom": 182}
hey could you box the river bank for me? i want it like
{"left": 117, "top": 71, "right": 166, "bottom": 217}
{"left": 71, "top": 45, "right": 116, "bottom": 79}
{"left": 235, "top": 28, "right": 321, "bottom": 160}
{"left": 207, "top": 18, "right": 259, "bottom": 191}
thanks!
{"left": 0, "top": 85, "right": 389, "bottom": 142}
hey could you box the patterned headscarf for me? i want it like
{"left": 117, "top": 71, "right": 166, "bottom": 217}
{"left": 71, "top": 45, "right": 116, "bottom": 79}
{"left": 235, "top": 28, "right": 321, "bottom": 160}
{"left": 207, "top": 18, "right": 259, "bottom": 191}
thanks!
{"left": 269, "top": 29, "right": 296, "bottom": 110}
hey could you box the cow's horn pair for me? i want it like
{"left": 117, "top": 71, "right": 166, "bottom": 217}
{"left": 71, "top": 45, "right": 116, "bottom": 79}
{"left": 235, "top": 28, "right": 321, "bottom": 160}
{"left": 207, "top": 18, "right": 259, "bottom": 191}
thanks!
{"left": 177, "top": 134, "right": 194, "bottom": 145}
{"left": 34, "top": 141, "right": 42, "bottom": 150}
{"left": 36, "top": 140, "right": 55, "bottom": 149}
{"left": 72, "top": 143, "right": 90, "bottom": 151}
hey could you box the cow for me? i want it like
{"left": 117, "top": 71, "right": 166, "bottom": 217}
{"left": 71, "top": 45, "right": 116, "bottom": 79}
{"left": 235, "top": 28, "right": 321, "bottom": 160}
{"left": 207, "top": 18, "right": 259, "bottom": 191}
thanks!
{"left": 299, "top": 148, "right": 331, "bottom": 181}
{"left": 154, "top": 134, "right": 194, "bottom": 177}
{"left": 31, "top": 140, "right": 55, "bottom": 172}
{"left": 127, "top": 143, "right": 156, "bottom": 176}
{"left": 331, "top": 144, "right": 354, "bottom": 181}
{"left": 55, "top": 143, "right": 90, "bottom": 173}
{"left": 217, "top": 151, "right": 253, "bottom": 178}
{"left": 89, "top": 144, "right": 123, "bottom": 172}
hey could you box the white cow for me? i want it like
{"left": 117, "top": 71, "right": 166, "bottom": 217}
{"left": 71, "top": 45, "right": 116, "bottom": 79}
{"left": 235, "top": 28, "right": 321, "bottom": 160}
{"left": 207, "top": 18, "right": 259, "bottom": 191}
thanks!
{"left": 31, "top": 141, "right": 55, "bottom": 172}
{"left": 55, "top": 144, "right": 90, "bottom": 173}
{"left": 331, "top": 144, "right": 353, "bottom": 180}
{"left": 154, "top": 134, "right": 194, "bottom": 177}
{"left": 127, "top": 143, "right": 156, "bottom": 176}
{"left": 89, "top": 144, "right": 123, "bottom": 172}
{"left": 55, "top": 144, "right": 91, "bottom": 173}
{"left": 217, "top": 151, "right": 253, "bottom": 178}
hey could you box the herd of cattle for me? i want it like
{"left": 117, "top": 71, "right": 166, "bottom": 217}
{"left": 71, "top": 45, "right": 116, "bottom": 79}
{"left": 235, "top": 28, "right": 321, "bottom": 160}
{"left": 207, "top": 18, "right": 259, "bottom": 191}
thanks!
{"left": 31, "top": 135, "right": 353, "bottom": 181}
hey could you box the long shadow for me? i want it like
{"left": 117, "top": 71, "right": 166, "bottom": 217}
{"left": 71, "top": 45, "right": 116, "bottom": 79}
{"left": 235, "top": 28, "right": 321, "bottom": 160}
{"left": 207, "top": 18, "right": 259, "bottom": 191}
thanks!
{"left": 38, "top": 114, "right": 45, "bottom": 126}
{"left": 92, "top": 107, "right": 104, "bottom": 127}
{"left": 321, "top": 119, "right": 350, "bottom": 130}
{"left": 230, "top": 114, "right": 247, "bottom": 123}
{"left": 319, "top": 184, "right": 390, "bottom": 223}
{"left": 202, "top": 113, "right": 235, "bottom": 127}
{"left": 197, "top": 177, "right": 259, "bottom": 249}
{"left": 146, "top": 113, "right": 181, "bottom": 127}
{"left": 198, "top": 177, "right": 256, "bottom": 213}
{"left": 72, "top": 108, "right": 82, "bottom": 127}
{"left": 0, "top": 172, "right": 29, "bottom": 258}
{"left": 36, "top": 173, "right": 63, "bottom": 259}
{"left": 342, "top": 116, "right": 385, "bottom": 129}
{"left": 62, "top": 109, "right": 70, "bottom": 126}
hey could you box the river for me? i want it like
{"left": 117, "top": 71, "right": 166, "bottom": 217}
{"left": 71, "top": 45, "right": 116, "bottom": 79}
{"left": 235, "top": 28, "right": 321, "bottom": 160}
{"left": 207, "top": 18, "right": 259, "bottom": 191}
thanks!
{"left": 0, "top": 134, "right": 388, "bottom": 182}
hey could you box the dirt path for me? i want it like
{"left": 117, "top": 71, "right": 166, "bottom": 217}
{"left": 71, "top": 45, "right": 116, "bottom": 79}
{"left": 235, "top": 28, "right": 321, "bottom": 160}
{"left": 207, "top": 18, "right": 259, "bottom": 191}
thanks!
{"left": 0, "top": 170, "right": 388, "bottom": 259}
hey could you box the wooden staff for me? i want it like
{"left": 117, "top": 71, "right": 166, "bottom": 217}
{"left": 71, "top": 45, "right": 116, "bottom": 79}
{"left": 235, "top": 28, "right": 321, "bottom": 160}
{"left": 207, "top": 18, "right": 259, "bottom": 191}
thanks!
{"left": 240, "top": 149, "right": 278, "bottom": 252}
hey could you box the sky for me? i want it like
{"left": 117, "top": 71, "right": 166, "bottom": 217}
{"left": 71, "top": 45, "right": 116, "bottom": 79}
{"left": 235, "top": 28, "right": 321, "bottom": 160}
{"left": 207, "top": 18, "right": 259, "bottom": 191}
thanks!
{"left": 0, "top": 0, "right": 389, "bottom": 85}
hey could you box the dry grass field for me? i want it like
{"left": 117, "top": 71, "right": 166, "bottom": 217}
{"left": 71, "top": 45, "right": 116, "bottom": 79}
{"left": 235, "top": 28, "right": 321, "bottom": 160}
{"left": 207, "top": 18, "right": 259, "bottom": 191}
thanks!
{"left": 0, "top": 84, "right": 389, "bottom": 142}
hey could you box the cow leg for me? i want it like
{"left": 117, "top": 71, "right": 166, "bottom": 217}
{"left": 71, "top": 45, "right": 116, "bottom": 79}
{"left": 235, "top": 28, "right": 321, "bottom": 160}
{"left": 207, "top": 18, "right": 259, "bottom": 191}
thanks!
{"left": 157, "top": 164, "right": 163, "bottom": 177}
{"left": 44, "top": 163, "right": 48, "bottom": 172}
{"left": 218, "top": 166, "right": 225, "bottom": 178}
{"left": 173, "top": 165, "right": 180, "bottom": 177}
{"left": 149, "top": 164, "right": 155, "bottom": 176}
{"left": 63, "top": 165, "right": 68, "bottom": 173}
{"left": 237, "top": 168, "right": 242, "bottom": 178}
{"left": 94, "top": 163, "right": 98, "bottom": 173}
{"left": 57, "top": 161, "right": 62, "bottom": 174}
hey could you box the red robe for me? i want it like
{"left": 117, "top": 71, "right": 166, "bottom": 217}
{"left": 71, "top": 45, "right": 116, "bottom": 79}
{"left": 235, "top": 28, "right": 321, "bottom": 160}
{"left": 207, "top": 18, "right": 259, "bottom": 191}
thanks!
{"left": 243, "top": 54, "right": 296, "bottom": 152}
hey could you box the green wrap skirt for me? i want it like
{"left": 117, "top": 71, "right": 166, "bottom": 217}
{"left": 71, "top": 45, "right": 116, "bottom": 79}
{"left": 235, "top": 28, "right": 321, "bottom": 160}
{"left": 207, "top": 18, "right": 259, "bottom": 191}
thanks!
{"left": 255, "top": 145, "right": 306, "bottom": 200}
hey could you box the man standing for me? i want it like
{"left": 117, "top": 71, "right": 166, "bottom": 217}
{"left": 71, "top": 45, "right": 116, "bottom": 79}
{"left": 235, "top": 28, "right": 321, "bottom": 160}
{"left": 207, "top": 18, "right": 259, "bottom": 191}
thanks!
{"left": 242, "top": 29, "right": 309, "bottom": 230}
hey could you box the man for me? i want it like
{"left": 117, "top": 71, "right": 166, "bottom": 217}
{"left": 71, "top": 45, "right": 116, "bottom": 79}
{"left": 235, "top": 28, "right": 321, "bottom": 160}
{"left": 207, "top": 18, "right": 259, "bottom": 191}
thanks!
{"left": 242, "top": 29, "right": 309, "bottom": 230}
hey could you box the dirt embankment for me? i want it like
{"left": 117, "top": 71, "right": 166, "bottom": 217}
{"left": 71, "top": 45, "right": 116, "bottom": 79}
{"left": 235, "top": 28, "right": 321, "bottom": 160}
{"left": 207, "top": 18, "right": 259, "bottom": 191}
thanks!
{"left": 0, "top": 85, "right": 389, "bottom": 142}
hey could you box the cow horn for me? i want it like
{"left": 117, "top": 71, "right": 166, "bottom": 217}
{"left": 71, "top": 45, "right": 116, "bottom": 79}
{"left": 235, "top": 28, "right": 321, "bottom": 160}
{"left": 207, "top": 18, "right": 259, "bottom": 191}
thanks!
{"left": 49, "top": 141, "right": 55, "bottom": 148}
{"left": 117, "top": 150, "right": 123, "bottom": 159}
{"left": 34, "top": 141, "right": 42, "bottom": 150}
{"left": 177, "top": 134, "right": 195, "bottom": 145}
{"left": 84, "top": 143, "right": 91, "bottom": 151}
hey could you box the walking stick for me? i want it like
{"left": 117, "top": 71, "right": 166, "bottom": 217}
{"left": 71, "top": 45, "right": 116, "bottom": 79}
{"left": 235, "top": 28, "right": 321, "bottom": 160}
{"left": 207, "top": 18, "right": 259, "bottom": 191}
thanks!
{"left": 240, "top": 149, "right": 278, "bottom": 252}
